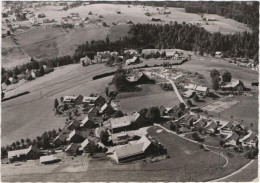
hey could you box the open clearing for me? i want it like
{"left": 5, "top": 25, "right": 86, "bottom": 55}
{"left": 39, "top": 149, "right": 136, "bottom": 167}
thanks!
{"left": 2, "top": 3, "right": 251, "bottom": 68}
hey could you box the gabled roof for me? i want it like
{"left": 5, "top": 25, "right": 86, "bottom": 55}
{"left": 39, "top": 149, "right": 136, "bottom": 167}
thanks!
{"left": 67, "top": 130, "right": 82, "bottom": 141}
{"left": 225, "top": 132, "right": 239, "bottom": 141}
{"left": 204, "top": 121, "right": 218, "bottom": 129}
{"left": 137, "top": 136, "right": 151, "bottom": 151}
{"left": 82, "top": 96, "right": 97, "bottom": 103}
{"left": 80, "top": 116, "right": 93, "bottom": 127}
{"left": 79, "top": 138, "right": 90, "bottom": 151}
{"left": 68, "top": 120, "right": 80, "bottom": 128}
{"left": 115, "top": 143, "right": 144, "bottom": 159}
{"left": 63, "top": 96, "right": 76, "bottom": 102}
{"left": 109, "top": 116, "right": 131, "bottom": 129}
{"left": 8, "top": 145, "right": 37, "bottom": 159}
{"left": 100, "top": 103, "right": 113, "bottom": 113}
{"left": 65, "top": 143, "right": 79, "bottom": 152}
{"left": 53, "top": 133, "right": 67, "bottom": 143}
{"left": 222, "top": 80, "right": 243, "bottom": 88}
{"left": 194, "top": 118, "right": 207, "bottom": 127}
{"left": 126, "top": 56, "right": 139, "bottom": 64}
{"left": 240, "top": 131, "right": 257, "bottom": 142}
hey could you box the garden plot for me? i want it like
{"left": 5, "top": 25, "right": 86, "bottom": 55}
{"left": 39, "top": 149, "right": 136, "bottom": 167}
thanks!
{"left": 202, "top": 100, "right": 240, "bottom": 113}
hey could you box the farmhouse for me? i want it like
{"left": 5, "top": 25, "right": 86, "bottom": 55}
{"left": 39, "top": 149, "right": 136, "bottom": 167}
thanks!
{"left": 53, "top": 133, "right": 67, "bottom": 147}
{"left": 166, "top": 105, "right": 178, "bottom": 114}
{"left": 80, "top": 55, "right": 92, "bottom": 65}
{"left": 193, "top": 118, "right": 208, "bottom": 129}
{"left": 99, "top": 103, "right": 115, "bottom": 116}
{"left": 80, "top": 116, "right": 95, "bottom": 129}
{"left": 239, "top": 131, "right": 257, "bottom": 147}
{"left": 220, "top": 121, "right": 236, "bottom": 135}
{"left": 87, "top": 107, "right": 99, "bottom": 118}
{"left": 83, "top": 95, "right": 106, "bottom": 107}
{"left": 158, "top": 105, "right": 167, "bottom": 116}
{"left": 67, "top": 130, "right": 84, "bottom": 143}
{"left": 124, "top": 49, "right": 138, "bottom": 56}
{"left": 67, "top": 120, "right": 80, "bottom": 131}
{"left": 79, "top": 138, "right": 97, "bottom": 153}
{"left": 204, "top": 121, "right": 218, "bottom": 134}
{"left": 40, "top": 155, "right": 60, "bottom": 164}
{"left": 220, "top": 80, "right": 245, "bottom": 91}
{"left": 111, "top": 132, "right": 135, "bottom": 145}
{"left": 65, "top": 143, "right": 79, "bottom": 156}
{"left": 74, "top": 95, "right": 84, "bottom": 105}
{"left": 184, "top": 84, "right": 209, "bottom": 95}
{"left": 106, "top": 116, "right": 132, "bottom": 133}
{"left": 224, "top": 132, "right": 239, "bottom": 146}
{"left": 63, "top": 96, "right": 76, "bottom": 103}
{"left": 126, "top": 56, "right": 140, "bottom": 65}
{"left": 112, "top": 136, "right": 161, "bottom": 163}
{"left": 8, "top": 145, "right": 39, "bottom": 162}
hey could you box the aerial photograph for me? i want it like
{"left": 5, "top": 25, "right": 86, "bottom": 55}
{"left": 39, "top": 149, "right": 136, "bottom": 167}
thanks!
{"left": 1, "top": 1, "right": 259, "bottom": 182}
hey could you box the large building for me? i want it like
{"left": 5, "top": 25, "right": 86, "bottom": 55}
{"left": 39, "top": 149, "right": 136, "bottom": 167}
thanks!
{"left": 8, "top": 145, "right": 39, "bottom": 162}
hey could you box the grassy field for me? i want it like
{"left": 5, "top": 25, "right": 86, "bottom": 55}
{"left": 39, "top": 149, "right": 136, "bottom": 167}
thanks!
{"left": 116, "top": 84, "right": 180, "bottom": 114}
{"left": 2, "top": 3, "right": 252, "bottom": 68}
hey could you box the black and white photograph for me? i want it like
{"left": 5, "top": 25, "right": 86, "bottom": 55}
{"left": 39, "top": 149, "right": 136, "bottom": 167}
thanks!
{"left": 1, "top": 1, "right": 259, "bottom": 182}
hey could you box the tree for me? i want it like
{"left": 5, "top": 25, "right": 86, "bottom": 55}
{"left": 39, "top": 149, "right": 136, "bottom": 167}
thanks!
{"left": 219, "top": 139, "right": 225, "bottom": 147}
{"left": 16, "top": 141, "right": 21, "bottom": 147}
{"left": 60, "top": 97, "right": 64, "bottom": 102}
{"left": 170, "top": 123, "right": 177, "bottom": 131}
{"left": 54, "top": 98, "right": 59, "bottom": 108}
{"left": 21, "top": 139, "right": 25, "bottom": 145}
{"left": 100, "top": 130, "right": 109, "bottom": 145}
{"left": 113, "top": 110, "right": 124, "bottom": 118}
{"left": 39, "top": 65, "right": 45, "bottom": 76}
{"left": 179, "top": 102, "right": 186, "bottom": 110}
{"left": 187, "top": 99, "right": 192, "bottom": 106}
{"left": 139, "top": 108, "right": 148, "bottom": 117}
{"left": 26, "top": 138, "right": 31, "bottom": 145}
{"left": 146, "top": 107, "right": 161, "bottom": 123}
{"left": 210, "top": 69, "right": 220, "bottom": 79}
{"left": 105, "top": 87, "right": 109, "bottom": 96}
{"left": 193, "top": 94, "right": 199, "bottom": 102}
{"left": 222, "top": 71, "right": 232, "bottom": 82}
{"left": 212, "top": 76, "right": 220, "bottom": 91}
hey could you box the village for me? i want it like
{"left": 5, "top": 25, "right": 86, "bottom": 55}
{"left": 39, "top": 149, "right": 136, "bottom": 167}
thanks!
{"left": 2, "top": 51, "right": 258, "bottom": 166}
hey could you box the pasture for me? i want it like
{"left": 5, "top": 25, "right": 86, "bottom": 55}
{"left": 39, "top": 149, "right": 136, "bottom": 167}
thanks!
{"left": 202, "top": 100, "right": 240, "bottom": 113}
{"left": 116, "top": 84, "right": 180, "bottom": 114}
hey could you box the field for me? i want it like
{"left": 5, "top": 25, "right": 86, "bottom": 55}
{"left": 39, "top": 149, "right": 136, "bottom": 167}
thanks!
{"left": 2, "top": 126, "right": 253, "bottom": 181}
{"left": 2, "top": 3, "right": 252, "bottom": 68}
{"left": 116, "top": 84, "right": 180, "bottom": 114}
{"left": 202, "top": 100, "right": 240, "bottom": 113}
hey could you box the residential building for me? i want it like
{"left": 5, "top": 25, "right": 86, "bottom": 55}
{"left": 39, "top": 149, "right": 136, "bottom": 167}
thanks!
{"left": 80, "top": 116, "right": 95, "bottom": 129}
{"left": 40, "top": 155, "right": 60, "bottom": 164}
{"left": 111, "top": 132, "right": 135, "bottom": 146}
{"left": 87, "top": 107, "right": 99, "bottom": 118}
{"left": 63, "top": 96, "right": 76, "bottom": 103}
{"left": 79, "top": 138, "right": 97, "bottom": 153}
{"left": 8, "top": 145, "right": 39, "bottom": 162}
{"left": 239, "top": 131, "right": 257, "bottom": 147}
{"left": 99, "top": 103, "right": 115, "bottom": 116}
{"left": 67, "top": 120, "right": 80, "bottom": 131}
{"left": 74, "top": 95, "right": 84, "bottom": 105}
{"left": 67, "top": 130, "right": 84, "bottom": 143}
{"left": 126, "top": 56, "right": 140, "bottom": 65}
{"left": 220, "top": 80, "right": 244, "bottom": 91}
{"left": 204, "top": 121, "right": 218, "bottom": 134}
{"left": 158, "top": 105, "right": 167, "bottom": 116}
{"left": 80, "top": 55, "right": 92, "bottom": 65}
{"left": 65, "top": 143, "right": 79, "bottom": 156}
{"left": 224, "top": 132, "right": 239, "bottom": 146}
{"left": 184, "top": 84, "right": 209, "bottom": 95}
{"left": 53, "top": 133, "right": 67, "bottom": 147}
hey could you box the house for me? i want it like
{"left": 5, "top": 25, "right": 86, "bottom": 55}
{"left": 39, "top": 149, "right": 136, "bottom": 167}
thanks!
{"left": 40, "top": 155, "right": 60, "bottom": 164}
{"left": 63, "top": 96, "right": 76, "bottom": 103}
{"left": 158, "top": 105, "right": 167, "bottom": 116}
{"left": 38, "top": 13, "right": 46, "bottom": 18}
{"left": 8, "top": 77, "right": 18, "bottom": 84}
{"left": 74, "top": 95, "right": 84, "bottom": 105}
{"left": 193, "top": 118, "right": 208, "bottom": 129}
{"left": 53, "top": 133, "right": 67, "bottom": 147}
{"left": 67, "top": 120, "right": 80, "bottom": 131}
{"left": 126, "top": 72, "right": 155, "bottom": 85}
{"left": 25, "top": 69, "right": 36, "bottom": 79}
{"left": 130, "top": 112, "right": 148, "bottom": 129}
{"left": 220, "top": 80, "right": 244, "bottom": 91}
{"left": 239, "top": 131, "right": 257, "bottom": 147}
{"left": 220, "top": 121, "right": 236, "bottom": 135}
{"left": 111, "top": 132, "right": 134, "bottom": 146}
{"left": 8, "top": 145, "right": 39, "bottom": 162}
{"left": 163, "top": 11, "right": 171, "bottom": 14}
{"left": 79, "top": 138, "right": 97, "bottom": 153}
{"left": 173, "top": 51, "right": 180, "bottom": 60}
{"left": 65, "top": 143, "right": 79, "bottom": 156}
{"left": 99, "top": 103, "right": 115, "bottom": 116}
{"left": 126, "top": 56, "right": 140, "bottom": 65}
{"left": 224, "top": 132, "right": 239, "bottom": 146}
{"left": 124, "top": 49, "right": 138, "bottom": 57}
{"left": 166, "top": 105, "right": 178, "bottom": 114}
{"left": 215, "top": 51, "right": 222, "bottom": 57}
{"left": 83, "top": 95, "right": 106, "bottom": 107}
{"left": 67, "top": 130, "right": 84, "bottom": 143}
{"left": 87, "top": 107, "right": 99, "bottom": 118}
{"left": 183, "top": 89, "right": 196, "bottom": 98}
{"left": 106, "top": 116, "right": 132, "bottom": 133}
{"left": 80, "top": 55, "right": 92, "bottom": 65}
{"left": 204, "top": 121, "right": 218, "bottom": 134}
{"left": 42, "top": 65, "right": 53, "bottom": 74}
{"left": 184, "top": 84, "right": 209, "bottom": 95}
{"left": 151, "top": 17, "right": 161, "bottom": 22}
{"left": 80, "top": 116, "right": 95, "bottom": 129}
{"left": 112, "top": 136, "right": 160, "bottom": 163}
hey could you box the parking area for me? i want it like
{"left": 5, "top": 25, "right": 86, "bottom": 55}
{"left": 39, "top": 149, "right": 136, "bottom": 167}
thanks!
{"left": 202, "top": 100, "right": 240, "bottom": 113}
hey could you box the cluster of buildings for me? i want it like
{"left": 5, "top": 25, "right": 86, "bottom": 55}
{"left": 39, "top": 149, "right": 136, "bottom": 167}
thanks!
{"left": 172, "top": 113, "right": 257, "bottom": 148}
